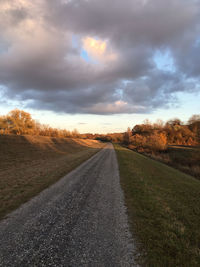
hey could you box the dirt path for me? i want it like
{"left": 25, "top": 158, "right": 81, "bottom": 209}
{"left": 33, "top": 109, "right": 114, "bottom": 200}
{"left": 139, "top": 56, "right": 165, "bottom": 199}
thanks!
{"left": 0, "top": 143, "right": 136, "bottom": 266}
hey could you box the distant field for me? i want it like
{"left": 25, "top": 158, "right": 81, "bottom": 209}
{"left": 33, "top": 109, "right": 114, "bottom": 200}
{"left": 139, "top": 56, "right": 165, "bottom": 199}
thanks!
{"left": 149, "top": 145, "right": 200, "bottom": 180}
{"left": 0, "top": 135, "right": 104, "bottom": 219}
{"left": 114, "top": 144, "right": 200, "bottom": 266}
{"left": 167, "top": 145, "right": 200, "bottom": 179}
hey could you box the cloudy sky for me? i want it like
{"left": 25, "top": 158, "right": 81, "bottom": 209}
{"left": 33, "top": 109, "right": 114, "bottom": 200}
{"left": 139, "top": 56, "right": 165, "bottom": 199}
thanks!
{"left": 0, "top": 0, "right": 200, "bottom": 133}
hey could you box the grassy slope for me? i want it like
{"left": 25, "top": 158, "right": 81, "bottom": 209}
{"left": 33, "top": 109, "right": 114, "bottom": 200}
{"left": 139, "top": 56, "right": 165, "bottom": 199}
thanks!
{"left": 148, "top": 145, "right": 200, "bottom": 180}
{"left": 0, "top": 135, "right": 104, "bottom": 219}
{"left": 167, "top": 146, "right": 200, "bottom": 179}
{"left": 114, "top": 144, "right": 200, "bottom": 266}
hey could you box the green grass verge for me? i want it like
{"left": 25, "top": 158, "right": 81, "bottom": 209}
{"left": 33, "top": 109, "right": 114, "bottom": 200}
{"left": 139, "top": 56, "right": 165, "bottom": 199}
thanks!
{"left": 114, "top": 144, "right": 200, "bottom": 266}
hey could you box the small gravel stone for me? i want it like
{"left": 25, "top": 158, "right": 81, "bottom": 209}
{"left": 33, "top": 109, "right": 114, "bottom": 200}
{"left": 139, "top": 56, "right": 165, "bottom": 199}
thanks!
{"left": 0, "top": 143, "right": 137, "bottom": 266}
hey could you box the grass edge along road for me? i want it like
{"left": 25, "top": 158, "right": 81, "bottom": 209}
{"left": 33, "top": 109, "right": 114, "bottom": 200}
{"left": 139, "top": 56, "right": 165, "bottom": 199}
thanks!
{"left": 0, "top": 135, "right": 104, "bottom": 220}
{"left": 114, "top": 144, "right": 200, "bottom": 266}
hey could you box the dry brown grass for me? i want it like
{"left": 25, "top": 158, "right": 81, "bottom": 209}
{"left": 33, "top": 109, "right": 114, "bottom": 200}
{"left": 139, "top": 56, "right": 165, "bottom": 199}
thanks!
{"left": 130, "top": 144, "right": 200, "bottom": 180}
{"left": 154, "top": 146, "right": 200, "bottom": 179}
{"left": 0, "top": 135, "right": 104, "bottom": 219}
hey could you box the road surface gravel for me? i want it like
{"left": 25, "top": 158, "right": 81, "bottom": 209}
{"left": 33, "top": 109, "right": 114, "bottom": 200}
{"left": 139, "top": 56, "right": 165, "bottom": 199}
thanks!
{"left": 0, "top": 143, "right": 137, "bottom": 266}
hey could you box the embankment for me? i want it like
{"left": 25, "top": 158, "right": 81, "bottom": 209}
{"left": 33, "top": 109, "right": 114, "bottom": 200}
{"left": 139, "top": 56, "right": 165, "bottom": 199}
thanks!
{"left": 0, "top": 135, "right": 103, "bottom": 219}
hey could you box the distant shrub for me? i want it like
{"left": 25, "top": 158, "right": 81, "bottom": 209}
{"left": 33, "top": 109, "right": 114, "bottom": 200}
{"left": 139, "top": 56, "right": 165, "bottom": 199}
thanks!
{"left": 129, "top": 132, "right": 167, "bottom": 152}
{"left": 127, "top": 144, "right": 136, "bottom": 150}
{"left": 146, "top": 132, "right": 167, "bottom": 152}
{"left": 130, "top": 134, "right": 146, "bottom": 148}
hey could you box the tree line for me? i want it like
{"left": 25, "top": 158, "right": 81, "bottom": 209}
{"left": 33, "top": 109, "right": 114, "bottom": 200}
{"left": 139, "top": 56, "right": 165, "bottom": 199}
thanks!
{"left": 0, "top": 109, "right": 83, "bottom": 138}
{"left": 0, "top": 109, "right": 110, "bottom": 140}
{"left": 97, "top": 115, "right": 200, "bottom": 151}
{"left": 1, "top": 110, "right": 199, "bottom": 149}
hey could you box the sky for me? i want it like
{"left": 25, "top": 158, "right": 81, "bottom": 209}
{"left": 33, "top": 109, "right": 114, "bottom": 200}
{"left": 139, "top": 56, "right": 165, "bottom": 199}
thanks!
{"left": 0, "top": 0, "right": 200, "bottom": 133}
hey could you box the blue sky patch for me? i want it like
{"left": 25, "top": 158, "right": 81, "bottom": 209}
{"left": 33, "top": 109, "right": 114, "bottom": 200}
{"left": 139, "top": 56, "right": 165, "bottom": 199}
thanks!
{"left": 153, "top": 50, "right": 176, "bottom": 72}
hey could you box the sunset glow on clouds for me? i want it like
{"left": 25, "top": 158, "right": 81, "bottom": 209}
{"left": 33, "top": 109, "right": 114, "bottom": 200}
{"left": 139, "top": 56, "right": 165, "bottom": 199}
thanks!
{"left": 0, "top": 0, "right": 200, "bottom": 132}
{"left": 83, "top": 37, "right": 106, "bottom": 57}
{"left": 82, "top": 37, "right": 117, "bottom": 64}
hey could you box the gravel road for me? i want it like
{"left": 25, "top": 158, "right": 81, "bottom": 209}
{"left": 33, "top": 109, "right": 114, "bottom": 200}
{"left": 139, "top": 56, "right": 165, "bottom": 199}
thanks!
{"left": 0, "top": 143, "right": 136, "bottom": 267}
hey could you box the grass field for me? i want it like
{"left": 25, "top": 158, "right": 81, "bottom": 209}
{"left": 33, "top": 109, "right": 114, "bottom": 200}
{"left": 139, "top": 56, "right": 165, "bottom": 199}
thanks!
{"left": 114, "top": 144, "right": 200, "bottom": 266}
{"left": 167, "top": 145, "right": 200, "bottom": 179}
{"left": 146, "top": 145, "right": 200, "bottom": 180}
{"left": 0, "top": 135, "right": 104, "bottom": 220}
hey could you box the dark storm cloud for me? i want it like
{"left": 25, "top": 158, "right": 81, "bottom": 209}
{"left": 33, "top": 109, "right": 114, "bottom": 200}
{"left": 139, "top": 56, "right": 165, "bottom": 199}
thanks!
{"left": 48, "top": 0, "right": 199, "bottom": 45}
{"left": 0, "top": 0, "right": 200, "bottom": 114}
